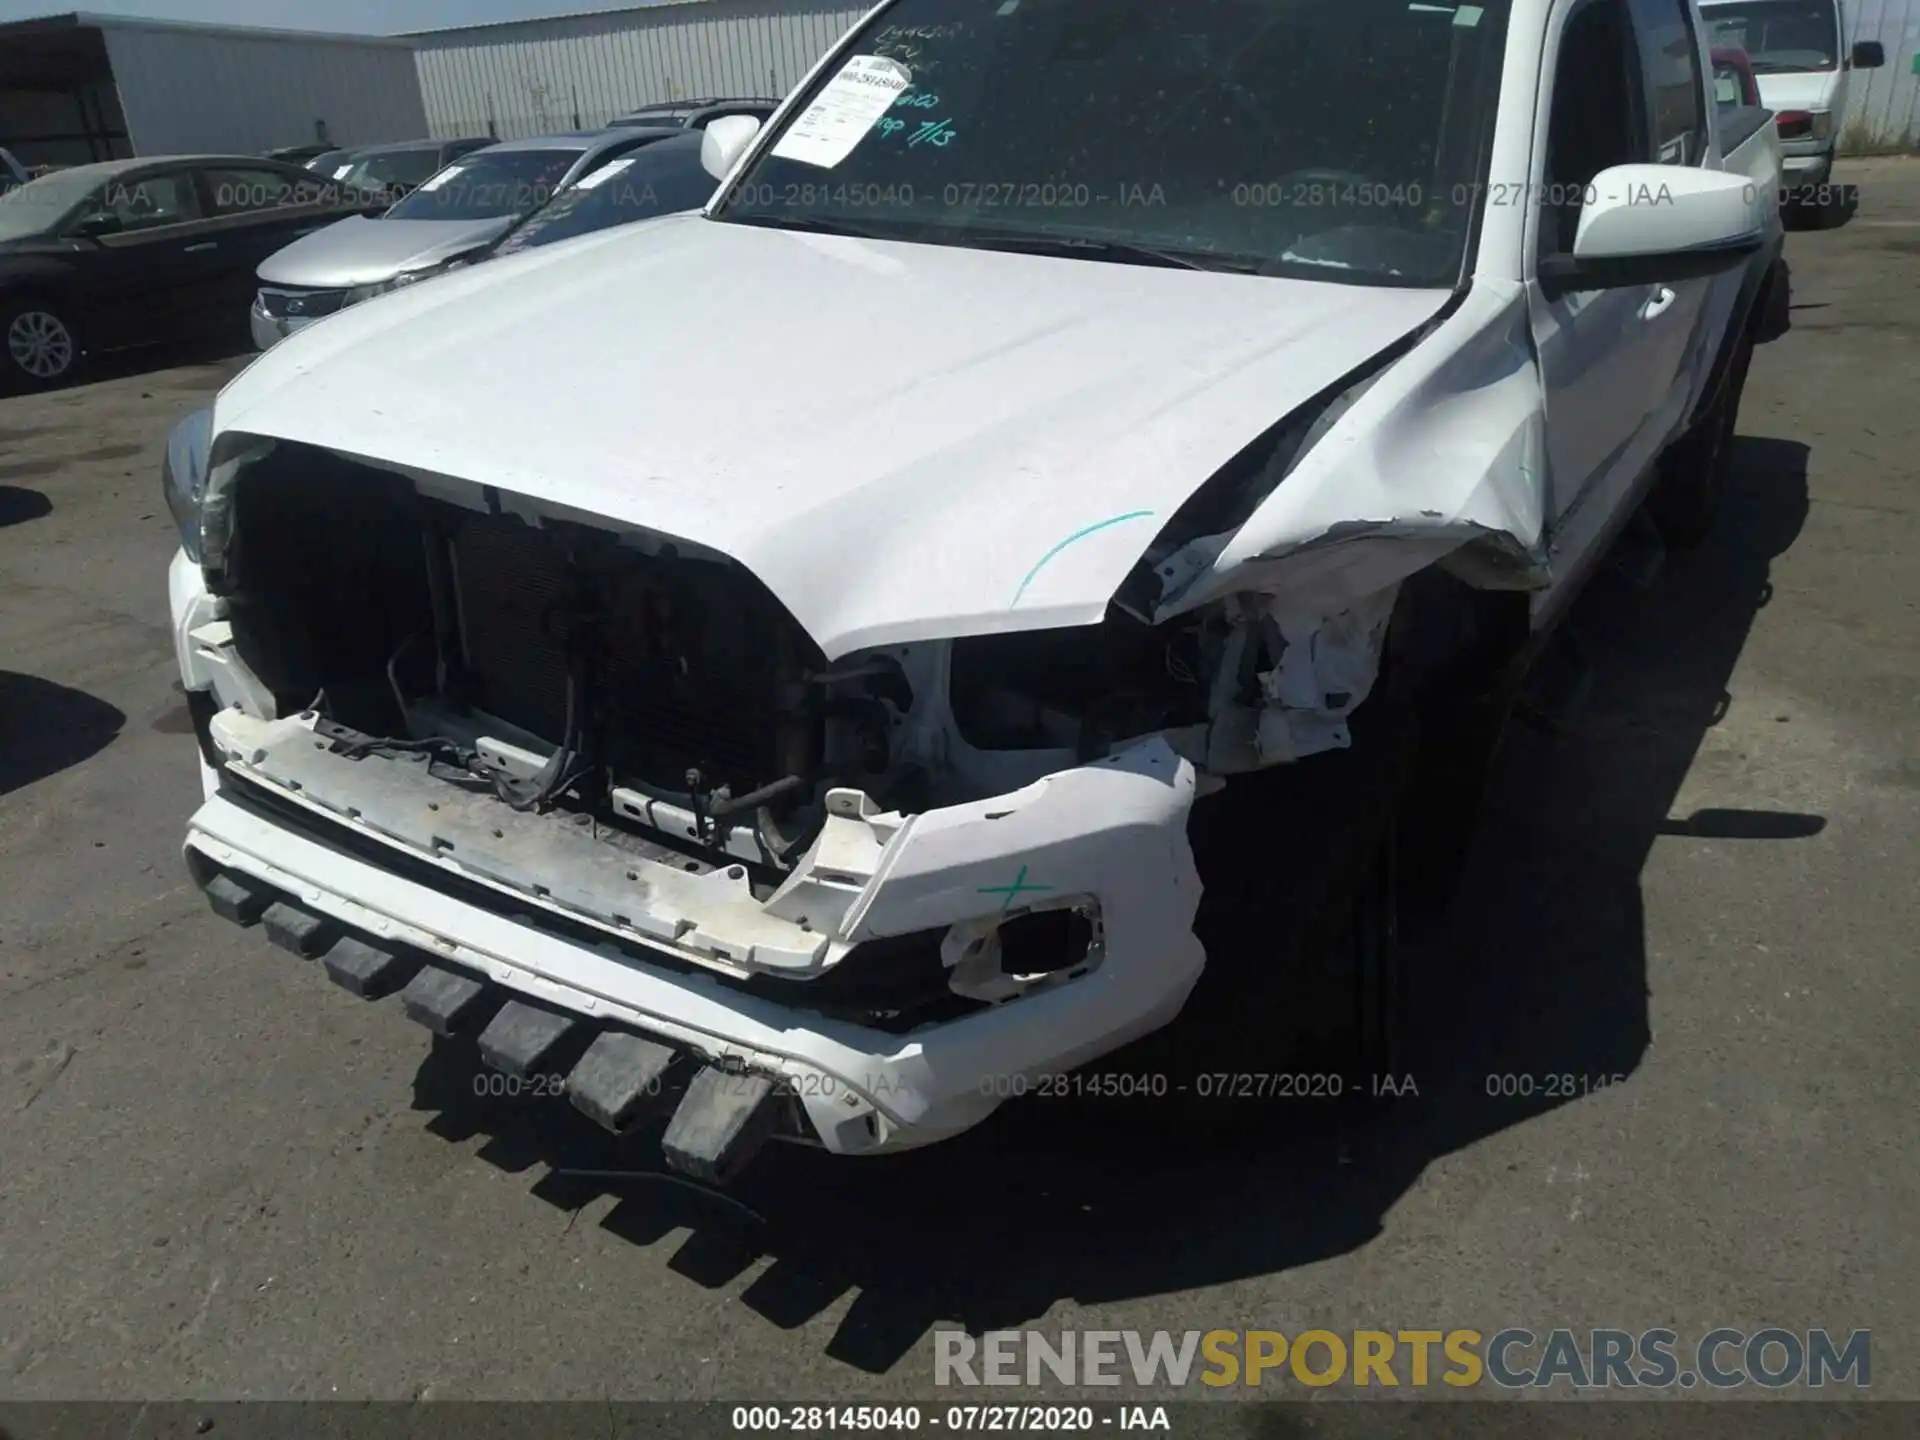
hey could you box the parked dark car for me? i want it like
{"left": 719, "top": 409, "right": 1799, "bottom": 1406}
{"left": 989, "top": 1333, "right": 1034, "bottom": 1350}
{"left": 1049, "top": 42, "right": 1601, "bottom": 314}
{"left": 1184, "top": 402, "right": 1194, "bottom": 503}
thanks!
{"left": 607, "top": 98, "right": 782, "bottom": 131}
{"left": 484, "top": 130, "right": 722, "bottom": 261}
{"left": 0, "top": 154, "right": 358, "bottom": 389}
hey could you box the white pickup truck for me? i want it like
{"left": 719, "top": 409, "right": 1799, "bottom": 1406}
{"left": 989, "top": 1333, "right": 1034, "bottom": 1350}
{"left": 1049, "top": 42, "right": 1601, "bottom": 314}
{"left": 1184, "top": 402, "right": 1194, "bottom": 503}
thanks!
{"left": 1701, "top": 0, "right": 1885, "bottom": 208}
{"left": 164, "top": 0, "right": 1785, "bottom": 1181}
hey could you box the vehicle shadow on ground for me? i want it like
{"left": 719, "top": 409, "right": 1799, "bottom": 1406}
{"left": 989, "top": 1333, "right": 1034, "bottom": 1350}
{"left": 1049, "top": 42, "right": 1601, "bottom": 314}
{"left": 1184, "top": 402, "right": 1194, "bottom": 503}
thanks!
{"left": 0, "top": 673, "right": 125, "bottom": 797}
{"left": 1788, "top": 184, "right": 1861, "bottom": 231}
{"left": 90, "top": 335, "right": 255, "bottom": 390}
{"left": 404, "top": 438, "right": 1817, "bottom": 1373}
{"left": 0, "top": 487, "right": 51, "bottom": 527}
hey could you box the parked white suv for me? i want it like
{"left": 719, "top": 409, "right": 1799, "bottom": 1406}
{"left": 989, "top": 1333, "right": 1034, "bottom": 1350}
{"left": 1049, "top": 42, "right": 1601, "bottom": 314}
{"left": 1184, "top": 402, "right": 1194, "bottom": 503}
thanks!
{"left": 164, "top": 0, "right": 1784, "bottom": 1182}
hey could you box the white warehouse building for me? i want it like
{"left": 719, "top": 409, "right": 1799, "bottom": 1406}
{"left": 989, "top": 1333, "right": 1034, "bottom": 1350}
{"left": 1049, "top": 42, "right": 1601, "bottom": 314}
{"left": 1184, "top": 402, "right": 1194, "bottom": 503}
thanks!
{"left": 0, "top": 11, "right": 428, "bottom": 168}
{"left": 407, "top": 0, "right": 868, "bottom": 140}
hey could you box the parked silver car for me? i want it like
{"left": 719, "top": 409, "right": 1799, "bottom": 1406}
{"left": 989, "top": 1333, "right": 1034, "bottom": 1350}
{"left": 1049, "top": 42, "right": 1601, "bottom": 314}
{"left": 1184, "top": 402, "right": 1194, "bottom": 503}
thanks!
{"left": 250, "top": 130, "right": 673, "bottom": 350}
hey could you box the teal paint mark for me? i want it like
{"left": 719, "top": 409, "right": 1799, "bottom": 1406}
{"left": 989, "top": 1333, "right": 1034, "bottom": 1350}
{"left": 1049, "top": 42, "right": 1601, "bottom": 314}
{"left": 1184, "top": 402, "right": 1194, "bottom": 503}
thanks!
{"left": 977, "top": 864, "right": 1053, "bottom": 912}
{"left": 1009, "top": 510, "right": 1156, "bottom": 609}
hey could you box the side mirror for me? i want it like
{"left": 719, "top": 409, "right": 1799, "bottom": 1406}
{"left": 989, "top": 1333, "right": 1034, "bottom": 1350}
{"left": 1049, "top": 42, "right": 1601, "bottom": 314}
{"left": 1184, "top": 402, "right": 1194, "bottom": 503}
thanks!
{"left": 1850, "top": 40, "right": 1885, "bottom": 69}
{"left": 71, "top": 211, "right": 123, "bottom": 239}
{"left": 701, "top": 115, "right": 763, "bottom": 181}
{"left": 1538, "top": 164, "right": 1765, "bottom": 299}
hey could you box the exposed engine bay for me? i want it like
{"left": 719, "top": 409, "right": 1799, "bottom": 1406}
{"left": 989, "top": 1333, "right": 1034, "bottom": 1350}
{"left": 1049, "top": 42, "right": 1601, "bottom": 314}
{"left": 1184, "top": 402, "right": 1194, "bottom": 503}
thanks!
{"left": 212, "top": 443, "right": 1403, "bottom": 900}
{"left": 168, "top": 261, "right": 1572, "bottom": 1169}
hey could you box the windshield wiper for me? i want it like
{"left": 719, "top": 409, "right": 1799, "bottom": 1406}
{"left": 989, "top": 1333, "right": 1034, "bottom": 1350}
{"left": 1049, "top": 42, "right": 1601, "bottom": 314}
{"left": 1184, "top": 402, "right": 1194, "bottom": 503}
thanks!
{"left": 951, "top": 228, "right": 1267, "bottom": 273}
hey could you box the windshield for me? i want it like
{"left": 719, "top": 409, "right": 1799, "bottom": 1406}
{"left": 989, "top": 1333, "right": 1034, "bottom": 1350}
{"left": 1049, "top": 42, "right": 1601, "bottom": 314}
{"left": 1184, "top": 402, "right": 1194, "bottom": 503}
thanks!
{"left": 713, "top": 0, "right": 1510, "bottom": 287}
{"left": 491, "top": 141, "right": 718, "bottom": 256}
{"left": 1703, "top": 1, "right": 1839, "bottom": 73}
{"left": 385, "top": 148, "right": 581, "bottom": 222}
{"left": 0, "top": 169, "right": 99, "bottom": 242}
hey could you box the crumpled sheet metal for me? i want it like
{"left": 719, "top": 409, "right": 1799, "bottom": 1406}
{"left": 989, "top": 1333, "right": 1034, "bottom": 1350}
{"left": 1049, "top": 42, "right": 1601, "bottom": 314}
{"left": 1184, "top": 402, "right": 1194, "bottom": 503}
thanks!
{"left": 1157, "top": 281, "right": 1550, "bottom": 622}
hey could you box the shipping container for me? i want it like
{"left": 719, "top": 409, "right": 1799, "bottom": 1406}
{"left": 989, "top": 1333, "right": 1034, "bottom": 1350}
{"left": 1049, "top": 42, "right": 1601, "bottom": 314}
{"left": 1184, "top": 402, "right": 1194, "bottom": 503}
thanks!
{"left": 408, "top": 0, "right": 869, "bottom": 140}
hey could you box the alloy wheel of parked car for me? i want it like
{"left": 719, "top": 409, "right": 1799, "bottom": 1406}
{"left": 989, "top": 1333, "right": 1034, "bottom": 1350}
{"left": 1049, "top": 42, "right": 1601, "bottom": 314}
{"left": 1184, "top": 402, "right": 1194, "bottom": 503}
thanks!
{"left": 4, "top": 303, "right": 78, "bottom": 386}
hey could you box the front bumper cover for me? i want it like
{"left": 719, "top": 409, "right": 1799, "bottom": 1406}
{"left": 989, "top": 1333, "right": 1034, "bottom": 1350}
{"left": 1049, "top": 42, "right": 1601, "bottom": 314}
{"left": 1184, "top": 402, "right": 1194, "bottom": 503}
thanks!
{"left": 173, "top": 553, "right": 1207, "bottom": 1160}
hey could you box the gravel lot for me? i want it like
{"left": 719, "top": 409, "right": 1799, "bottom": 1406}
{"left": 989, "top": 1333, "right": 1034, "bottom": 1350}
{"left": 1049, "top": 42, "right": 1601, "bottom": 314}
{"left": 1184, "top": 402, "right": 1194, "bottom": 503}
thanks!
{"left": 1, "top": 160, "right": 1914, "bottom": 1405}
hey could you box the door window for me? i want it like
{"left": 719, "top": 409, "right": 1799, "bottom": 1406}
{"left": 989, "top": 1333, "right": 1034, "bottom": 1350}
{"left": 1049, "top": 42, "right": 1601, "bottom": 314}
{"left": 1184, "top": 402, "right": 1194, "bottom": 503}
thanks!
{"left": 97, "top": 171, "right": 202, "bottom": 231}
{"left": 201, "top": 166, "right": 320, "bottom": 217}
{"left": 1541, "top": 0, "right": 1651, "bottom": 255}
{"left": 1628, "top": 0, "right": 1708, "bottom": 163}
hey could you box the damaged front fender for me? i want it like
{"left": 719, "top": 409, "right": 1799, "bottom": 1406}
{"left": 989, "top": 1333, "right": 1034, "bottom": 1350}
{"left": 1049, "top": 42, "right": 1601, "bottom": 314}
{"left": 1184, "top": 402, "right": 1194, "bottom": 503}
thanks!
{"left": 1149, "top": 282, "right": 1550, "bottom": 623}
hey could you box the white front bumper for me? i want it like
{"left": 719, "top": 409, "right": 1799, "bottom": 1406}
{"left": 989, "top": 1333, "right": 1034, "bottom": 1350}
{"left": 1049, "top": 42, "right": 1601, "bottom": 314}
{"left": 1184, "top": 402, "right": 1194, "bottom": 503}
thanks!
{"left": 170, "top": 552, "right": 1207, "bottom": 1154}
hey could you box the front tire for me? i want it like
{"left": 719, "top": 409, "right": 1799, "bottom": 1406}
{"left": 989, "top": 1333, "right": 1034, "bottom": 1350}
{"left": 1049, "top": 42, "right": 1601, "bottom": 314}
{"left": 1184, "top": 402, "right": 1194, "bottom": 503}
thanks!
{"left": 2, "top": 298, "right": 81, "bottom": 390}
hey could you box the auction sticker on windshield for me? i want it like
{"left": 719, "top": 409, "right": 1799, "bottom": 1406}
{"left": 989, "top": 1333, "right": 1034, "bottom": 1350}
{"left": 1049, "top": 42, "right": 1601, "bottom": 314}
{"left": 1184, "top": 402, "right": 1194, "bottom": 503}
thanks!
{"left": 574, "top": 157, "right": 636, "bottom": 190}
{"left": 771, "top": 55, "right": 913, "bottom": 169}
{"left": 416, "top": 164, "right": 468, "bottom": 193}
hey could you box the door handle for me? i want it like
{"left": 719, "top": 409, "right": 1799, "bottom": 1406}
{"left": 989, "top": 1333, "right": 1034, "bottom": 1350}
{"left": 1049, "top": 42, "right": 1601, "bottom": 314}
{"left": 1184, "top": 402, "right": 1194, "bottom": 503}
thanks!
{"left": 1640, "top": 286, "right": 1677, "bottom": 321}
{"left": 184, "top": 241, "right": 219, "bottom": 253}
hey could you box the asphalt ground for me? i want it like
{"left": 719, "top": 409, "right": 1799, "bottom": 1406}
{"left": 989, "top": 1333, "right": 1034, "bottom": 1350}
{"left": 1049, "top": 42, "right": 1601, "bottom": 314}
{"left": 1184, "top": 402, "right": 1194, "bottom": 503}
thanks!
{"left": 0, "top": 158, "right": 1914, "bottom": 1409}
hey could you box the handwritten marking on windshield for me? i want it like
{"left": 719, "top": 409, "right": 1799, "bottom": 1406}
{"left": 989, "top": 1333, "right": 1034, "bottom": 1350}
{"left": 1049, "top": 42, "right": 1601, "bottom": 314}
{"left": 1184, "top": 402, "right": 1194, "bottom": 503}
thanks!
{"left": 875, "top": 21, "right": 966, "bottom": 41}
{"left": 1010, "top": 511, "right": 1157, "bottom": 609}
{"left": 895, "top": 91, "right": 942, "bottom": 110}
{"left": 909, "top": 118, "right": 958, "bottom": 148}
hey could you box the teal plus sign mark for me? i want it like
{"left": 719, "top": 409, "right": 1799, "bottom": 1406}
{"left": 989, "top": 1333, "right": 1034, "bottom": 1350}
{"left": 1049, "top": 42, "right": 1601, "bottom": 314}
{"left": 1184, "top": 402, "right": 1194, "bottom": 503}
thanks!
{"left": 977, "top": 864, "right": 1052, "bottom": 912}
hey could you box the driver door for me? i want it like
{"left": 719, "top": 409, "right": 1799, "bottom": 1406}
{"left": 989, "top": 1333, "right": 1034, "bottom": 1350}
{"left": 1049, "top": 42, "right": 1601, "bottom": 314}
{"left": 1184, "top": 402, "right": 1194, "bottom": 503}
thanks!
{"left": 68, "top": 167, "right": 218, "bottom": 349}
{"left": 1623, "top": 0, "right": 1720, "bottom": 429}
{"left": 1531, "top": 0, "right": 1662, "bottom": 534}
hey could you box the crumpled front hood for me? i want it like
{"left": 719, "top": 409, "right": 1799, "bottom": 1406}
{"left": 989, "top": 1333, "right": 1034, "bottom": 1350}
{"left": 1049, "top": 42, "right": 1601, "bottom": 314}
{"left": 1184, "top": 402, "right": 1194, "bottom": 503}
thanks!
{"left": 256, "top": 213, "right": 514, "bottom": 288}
{"left": 217, "top": 213, "right": 1450, "bottom": 659}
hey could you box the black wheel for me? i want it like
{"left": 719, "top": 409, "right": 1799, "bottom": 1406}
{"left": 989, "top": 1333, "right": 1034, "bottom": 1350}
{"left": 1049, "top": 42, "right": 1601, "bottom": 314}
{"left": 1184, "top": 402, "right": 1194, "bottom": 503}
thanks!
{"left": 1, "top": 296, "right": 81, "bottom": 390}
{"left": 1647, "top": 334, "right": 1753, "bottom": 551}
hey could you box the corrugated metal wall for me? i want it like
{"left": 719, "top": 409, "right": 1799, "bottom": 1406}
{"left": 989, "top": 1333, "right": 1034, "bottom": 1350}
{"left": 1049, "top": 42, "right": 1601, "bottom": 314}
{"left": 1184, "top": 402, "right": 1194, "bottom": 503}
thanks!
{"left": 411, "top": 0, "right": 870, "bottom": 139}
{"left": 1842, "top": 0, "right": 1920, "bottom": 150}
{"left": 101, "top": 24, "right": 429, "bottom": 155}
